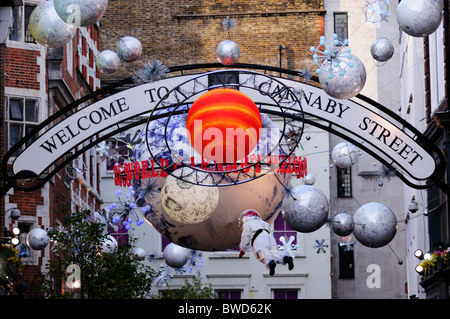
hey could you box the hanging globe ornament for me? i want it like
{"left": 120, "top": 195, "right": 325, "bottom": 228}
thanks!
{"left": 163, "top": 243, "right": 190, "bottom": 268}
{"left": 397, "top": 0, "right": 443, "bottom": 37}
{"left": 281, "top": 185, "right": 329, "bottom": 233}
{"left": 96, "top": 50, "right": 121, "bottom": 74}
{"left": 353, "top": 202, "right": 397, "bottom": 248}
{"left": 53, "top": 0, "right": 109, "bottom": 27}
{"left": 216, "top": 40, "right": 241, "bottom": 65}
{"left": 330, "top": 212, "right": 355, "bottom": 236}
{"left": 331, "top": 142, "right": 360, "bottom": 168}
{"left": 370, "top": 38, "right": 394, "bottom": 63}
{"left": 160, "top": 168, "right": 219, "bottom": 224}
{"left": 310, "top": 34, "right": 366, "bottom": 99}
{"left": 116, "top": 36, "right": 143, "bottom": 62}
{"left": 26, "top": 228, "right": 49, "bottom": 250}
{"left": 28, "top": 0, "right": 76, "bottom": 48}
{"left": 302, "top": 173, "right": 316, "bottom": 185}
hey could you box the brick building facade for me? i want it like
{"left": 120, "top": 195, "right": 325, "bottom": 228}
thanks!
{"left": 0, "top": 1, "right": 102, "bottom": 297}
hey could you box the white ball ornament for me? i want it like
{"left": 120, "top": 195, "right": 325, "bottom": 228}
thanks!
{"left": 353, "top": 202, "right": 397, "bottom": 248}
{"left": 102, "top": 235, "right": 118, "bottom": 253}
{"left": 96, "top": 50, "right": 121, "bottom": 74}
{"left": 116, "top": 36, "right": 143, "bottom": 62}
{"left": 319, "top": 55, "right": 366, "bottom": 100}
{"left": 54, "top": 0, "right": 109, "bottom": 27}
{"left": 26, "top": 228, "right": 49, "bottom": 250}
{"left": 331, "top": 142, "right": 360, "bottom": 168}
{"left": 160, "top": 169, "right": 219, "bottom": 224}
{"left": 28, "top": 0, "right": 76, "bottom": 48}
{"left": 397, "top": 0, "right": 443, "bottom": 37}
{"left": 281, "top": 185, "right": 329, "bottom": 233}
{"left": 216, "top": 40, "right": 240, "bottom": 65}
{"left": 163, "top": 243, "right": 190, "bottom": 268}
{"left": 370, "top": 38, "right": 394, "bottom": 62}
{"left": 132, "top": 247, "right": 146, "bottom": 261}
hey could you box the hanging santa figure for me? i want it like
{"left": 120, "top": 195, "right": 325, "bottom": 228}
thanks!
{"left": 238, "top": 209, "right": 294, "bottom": 276}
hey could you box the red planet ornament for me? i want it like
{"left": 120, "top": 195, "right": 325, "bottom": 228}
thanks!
{"left": 186, "top": 88, "right": 262, "bottom": 163}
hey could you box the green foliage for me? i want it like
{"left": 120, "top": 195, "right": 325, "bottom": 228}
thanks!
{"left": 160, "top": 273, "right": 217, "bottom": 299}
{"left": 39, "top": 209, "right": 157, "bottom": 299}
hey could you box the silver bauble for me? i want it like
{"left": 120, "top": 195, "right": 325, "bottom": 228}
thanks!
{"left": 319, "top": 55, "right": 366, "bottom": 99}
{"left": 281, "top": 185, "right": 329, "bottom": 233}
{"left": 397, "top": 0, "right": 443, "bottom": 37}
{"left": 28, "top": 0, "right": 76, "bottom": 48}
{"left": 54, "top": 0, "right": 109, "bottom": 27}
{"left": 353, "top": 202, "right": 397, "bottom": 248}
{"left": 132, "top": 247, "right": 146, "bottom": 261}
{"left": 116, "top": 36, "right": 143, "bottom": 62}
{"left": 96, "top": 50, "right": 121, "bottom": 74}
{"left": 216, "top": 40, "right": 240, "bottom": 65}
{"left": 302, "top": 173, "right": 316, "bottom": 185}
{"left": 331, "top": 212, "right": 355, "bottom": 236}
{"left": 102, "top": 235, "right": 118, "bottom": 253}
{"left": 26, "top": 228, "right": 49, "bottom": 250}
{"left": 163, "top": 243, "right": 190, "bottom": 268}
{"left": 370, "top": 38, "right": 394, "bottom": 62}
{"left": 331, "top": 142, "right": 360, "bottom": 168}
{"left": 161, "top": 169, "right": 219, "bottom": 224}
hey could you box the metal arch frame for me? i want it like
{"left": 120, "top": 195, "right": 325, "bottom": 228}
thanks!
{"left": 0, "top": 62, "right": 447, "bottom": 195}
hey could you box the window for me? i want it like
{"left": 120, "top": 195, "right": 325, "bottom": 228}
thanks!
{"left": 9, "top": 4, "right": 36, "bottom": 43}
{"left": 429, "top": 19, "right": 445, "bottom": 112}
{"left": 208, "top": 71, "right": 239, "bottom": 90}
{"left": 109, "top": 222, "right": 129, "bottom": 246}
{"left": 217, "top": 290, "right": 241, "bottom": 299}
{"left": 427, "top": 183, "right": 448, "bottom": 249}
{"left": 5, "top": 96, "right": 39, "bottom": 156}
{"left": 338, "top": 243, "right": 354, "bottom": 279}
{"left": 334, "top": 13, "right": 348, "bottom": 43}
{"left": 273, "top": 289, "right": 298, "bottom": 299}
{"left": 337, "top": 167, "right": 352, "bottom": 198}
{"left": 273, "top": 212, "right": 297, "bottom": 247}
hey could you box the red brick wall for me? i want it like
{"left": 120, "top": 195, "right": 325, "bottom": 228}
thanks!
{"left": 4, "top": 47, "right": 41, "bottom": 90}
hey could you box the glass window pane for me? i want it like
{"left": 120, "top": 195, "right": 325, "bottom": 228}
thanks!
{"left": 24, "top": 5, "right": 36, "bottom": 43}
{"left": 9, "top": 124, "right": 23, "bottom": 149}
{"left": 25, "top": 100, "right": 38, "bottom": 122}
{"left": 25, "top": 125, "right": 36, "bottom": 146}
{"left": 9, "top": 6, "right": 20, "bottom": 41}
{"left": 334, "top": 13, "right": 348, "bottom": 44}
{"left": 9, "top": 99, "right": 23, "bottom": 121}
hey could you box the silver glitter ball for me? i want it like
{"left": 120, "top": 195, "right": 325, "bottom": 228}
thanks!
{"left": 331, "top": 212, "right": 355, "bottom": 236}
{"left": 54, "top": 0, "right": 109, "bottom": 27}
{"left": 353, "top": 202, "right": 397, "bottom": 248}
{"left": 26, "top": 228, "right": 49, "bottom": 250}
{"left": 133, "top": 247, "right": 146, "bottom": 261}
{"left": 116, "top": 36, "right": 143, "bottom": 62}
{"left": 216, "top": 40, "right": 240, "bottom": 65}
{"left": 370, "top": 38, "right": 394, "bottom": 62}
{"left": 302, "top": 173, "right": 316, "bottom": 185}
{"left": 397, "top": 0, "right": 443, "bottom": 37}
{"left": 96, "top": 50, "right": 121, "bottom": 74}
{"left": 282, "top": 185, "right": 329, "bottom": 233}
{"left": 163, "top": 243, "right": 190, "bottom": 268}
{"left": 331, "top": 142, "right": 360, "bottom": 168}
{"left": 319, "top": 55, "right": 366, "bottom": 100}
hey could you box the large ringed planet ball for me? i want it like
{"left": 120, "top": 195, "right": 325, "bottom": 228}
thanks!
{"left": 186, "top": 88, "right": 262, "bottom": 164}
{"left": 28, "top": 0, "right": 76, "bottom": 48}
{"left": 370, "top": 38, "right": 394, "bottom": 62}
{"left": 160, "top": 169, "right": 219, "bottom": 224}
{"left": 54, "top": 0, "right": 109, "bottom": 27}
{"left": 331, "top": 142, "right": 360, "bottom": 168}
{"left": 163, "top": 243, "right": 190, "bottom": 268}
{"left": 397, "top": 0, "right": 443, "bottom": 37}
{"left": 281, "top": 185, "right": 329, "bottom": 233}
{"left": 353, "top": 202, "right": 397, "bottom": 248}
{"left": 319, "top": 55, "right": 366, "bottom": 100}
{"left": 96, "top": 50, "right": 121, "bottom": 74}
{"left": 216, "top": 40, "right": 241, "bottom": 65}
{"left": 116, "top": 36, "right": 143, "bottom": 62}
{"left": 26, "top": 228, "right": 49, "bottom": 250}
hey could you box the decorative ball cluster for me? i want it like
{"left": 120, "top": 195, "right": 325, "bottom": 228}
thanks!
{"left": 310, "top": 34, "right": 354, "bottom": 79}
{"left": 108, "top": 186, "right": 148, "bottom": 229}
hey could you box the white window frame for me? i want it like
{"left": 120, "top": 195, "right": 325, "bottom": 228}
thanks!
{"left": 429, "top": 20, "right": 445, "bottom": 113}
